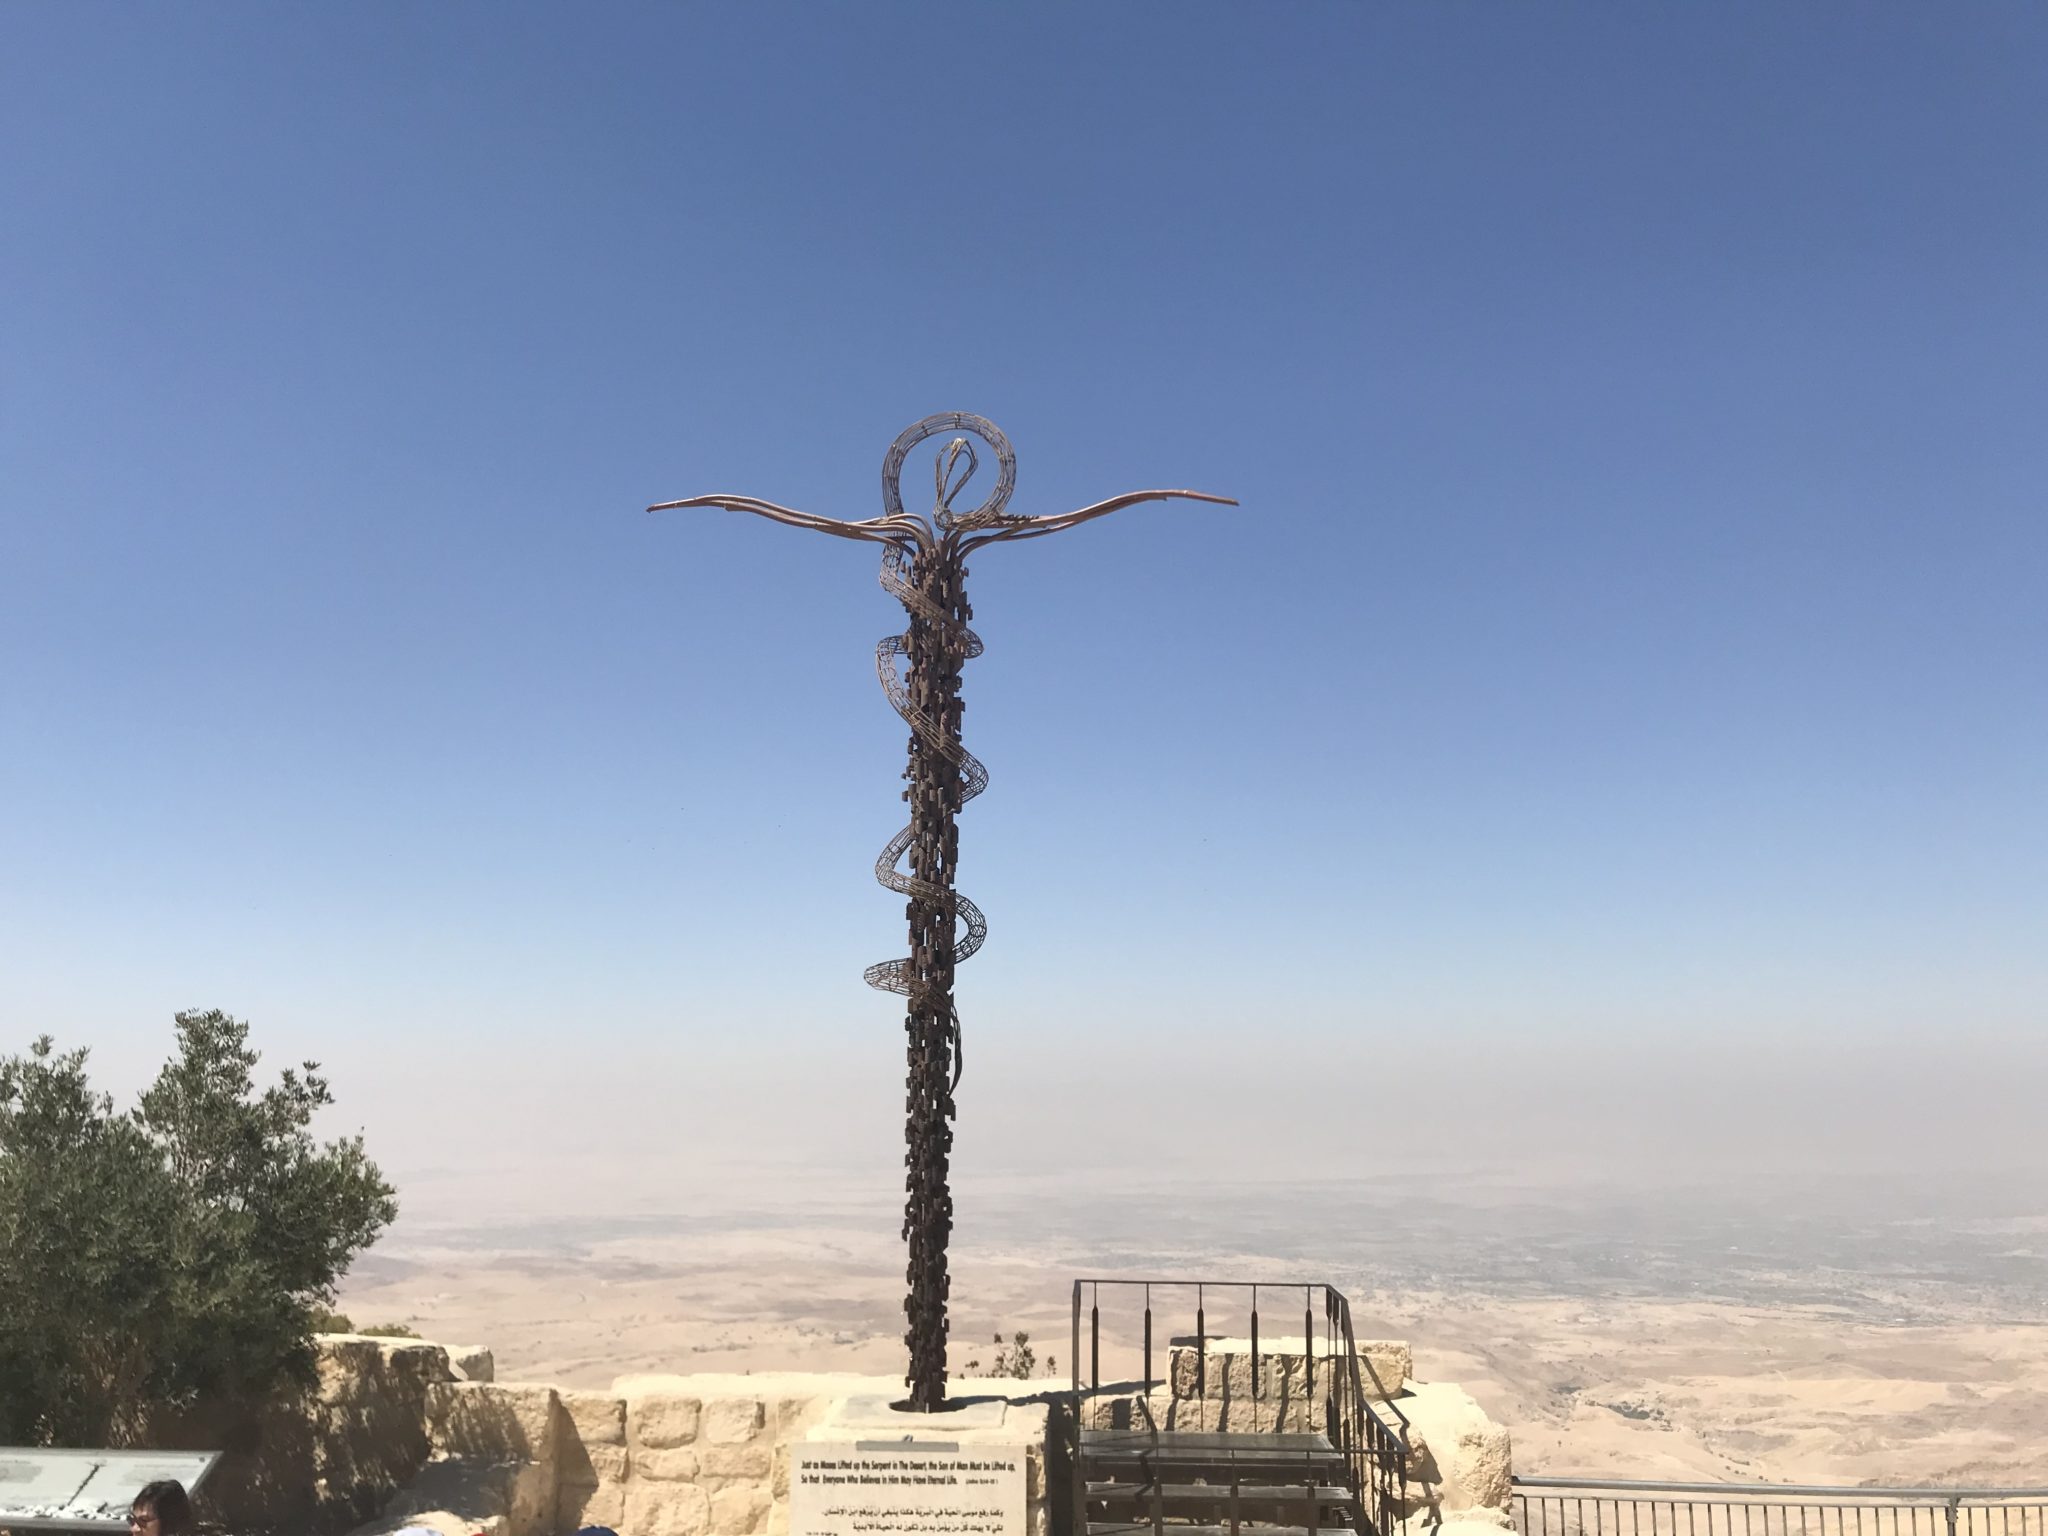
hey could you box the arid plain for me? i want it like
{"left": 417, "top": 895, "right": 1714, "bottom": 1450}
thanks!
{"left": 337, "top": 1167, "right": 2048, "bottom": 1488}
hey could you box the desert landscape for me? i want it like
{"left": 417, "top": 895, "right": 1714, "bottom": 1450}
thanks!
{"left": 337, "top": 1165, "right": 2048, "bottom": 1489}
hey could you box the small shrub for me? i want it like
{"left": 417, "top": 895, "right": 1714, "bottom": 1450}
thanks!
{"left": 972, "top": 1331, "right": 1049, "bottom": 1379}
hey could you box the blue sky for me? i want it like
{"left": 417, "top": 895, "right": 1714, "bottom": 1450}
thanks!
{"left": 1, "top": 4, "right": 2042, "bottom": 1185}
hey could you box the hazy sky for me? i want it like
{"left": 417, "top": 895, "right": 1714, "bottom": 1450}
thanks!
{"left": 2, "top": 5, "right": 2042, "bottom": 1195}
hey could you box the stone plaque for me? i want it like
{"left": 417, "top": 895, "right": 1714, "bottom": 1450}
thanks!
{"left": 792, "top": 1443, "right": 1027, "bottom": 1536}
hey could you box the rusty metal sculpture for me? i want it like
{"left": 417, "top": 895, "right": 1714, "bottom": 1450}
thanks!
{"left": 651, "top": 413, "right": 1232, "bottom": 1410}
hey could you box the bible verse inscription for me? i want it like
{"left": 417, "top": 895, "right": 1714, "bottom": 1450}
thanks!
{"left": 791, "top": 1446, "right": 1027, "bottom": 1536}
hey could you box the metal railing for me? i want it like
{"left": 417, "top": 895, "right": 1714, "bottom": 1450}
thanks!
{"left": 1069, "top": 1278, "right": 1411, "bottom": 1535}
{"left": 1514, "top": 1479, "right": 2048, "bottom": 1536}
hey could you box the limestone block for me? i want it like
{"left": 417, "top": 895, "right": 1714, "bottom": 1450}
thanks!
{"left": 1396, "top": 1422, "right": 1431, "bottom": 1474}
{"left": 1144, "top": 1388, "right": 1243, "bottom": 1433}
{"left": 765, "top": 1499, "right": 791, "bottom": 1536}
{"left": 1167, "top": 1337, "right": 1409, "bottom": 1405}
{"left": 318, "top": 1336, "right": 456, "bottom": 1408}
{"left": 504, "top": 1460, "right": 556, "bottom": 1536}
{"left": 1178, "top": 1391, "right": 1318, "bottom": 1435}
{"left": 560, "top": 1479, "right": 627, "bottom": 1532}
{"left": 771, "top": 1448, "right": 790, "bottom": 1500}
{"left": 557, "top": 1391, "right": 629, "bottom": 1493}
{"left": 698, "top": 1441, "right": 772, "bottom": 1482}
{"left": 1394, "top": 1479, "right": 1441, "bottom": 1521}
{"left": 319, "top": 1336, "right": 387, "bottom": 1378}
{"left": 380, "top": 1340, "right": 460, "bottom": 1384}
{"left": 1397, "top": 1380, "right": 1514, "bottom": 1518}
{"left": 1456, "top": 1421, "right": 1513, "bottom": 1511}
{"left": 634, "top": 1445, "right": 702, "bottom": 1481}
{"left": 1079, "top": 1395, "right": 1124, "bottom": 1431}
{"left": 426, "top": 1381, "right": 561, "bottom": 1466}
{"left": 447, "top": 1345, "right": 496, "bottom": 1383}
{"left": 1356, "top": 1340, "right": 1413, "bottom": 1395}
{"left": 380, "top": 1456, "right": 554, "bottom": 1536}
{"left": 630, "top": 1391, "right": 704, "bottom": 1449}
{"left": 770, "top": 1394, "right": 831, "bottom": 1440}
{"left": 703, "top": 1396, "right": 766, "bottom": 1443}
{"left": 711, "top": 1480, "right": 771, "bottom": 1535}
{"left": 627, "top": 1479, "right": 713, "bottom": 1536}
{"left": 267, "top": 1334, "right": 457, "bottom": 1530}
{"left": 563, "top": 1389, "right": 628, "bottom": 1447}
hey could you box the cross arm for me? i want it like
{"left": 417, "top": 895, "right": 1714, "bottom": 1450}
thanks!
{"left": 960, "top": 489, "right": 1238, "bottom": 548}
{"left": 647, "top": 493, "right": 928, "bottom": 550}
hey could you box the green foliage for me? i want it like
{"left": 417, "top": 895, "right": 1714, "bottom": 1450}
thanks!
{"left": 357, "top": 1324, "right": 419, "bottom": 1338}
{"left": 968, "top": 1331, "right": 1047, "bottom": 1379}
{"left": 0, "top": 1010, "right": 396, "bottom": 1447}
{"left": 308, "top": 1307, "right": 356, "bottom": 1334}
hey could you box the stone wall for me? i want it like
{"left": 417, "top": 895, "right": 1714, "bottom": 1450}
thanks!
{"left": 543, "top": 1376, "right": 1056, "bottom": 1536}
{"left": 162, "top": 1333, "right": 1489, "bottom": 1536}
{"left": 585, "top": 1373, "right": 849, "bottom": 1536}
{"left": 191, "top": 1344, "right": 1059, "bottom": 1536}
{"left": 146, "top": 1334, "right": 463, "bottom": 1536}
{"left": 1078, "top": 1336, "right": 1412, "bottom": 1434}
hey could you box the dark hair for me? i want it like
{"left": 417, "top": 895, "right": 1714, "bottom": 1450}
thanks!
{"left": 132, "top": 1481, "right": 196, "bottom": 1536}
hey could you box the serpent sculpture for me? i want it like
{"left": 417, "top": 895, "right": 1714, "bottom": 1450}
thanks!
{"left": 651, "top": 413, "right": 1232, "bottom": 1410}
{"left": 863, "top": 456, "right": 990, "bottom": 1014}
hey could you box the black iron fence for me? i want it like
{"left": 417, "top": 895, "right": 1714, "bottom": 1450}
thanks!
{"left": 1069, "top": 1278, "right": 1411, "bottom": 1535}
{"left": 1515, "top": 1479, "right": 2048, "bottom": 1536}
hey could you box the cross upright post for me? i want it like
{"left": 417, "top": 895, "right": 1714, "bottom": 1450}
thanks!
{"left": 651, "top": 413, "right": 1232, "bottom": 1411}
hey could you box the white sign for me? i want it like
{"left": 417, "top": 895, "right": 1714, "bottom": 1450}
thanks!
{"left": 791, "top": 1443, "right": 1028, "bottom": 1536}
{"left": 0, "top": 1453, "right": 99, "bottom": 1506}
{"left": 0, "top": 1449, "right": 220, "bottom": 1529}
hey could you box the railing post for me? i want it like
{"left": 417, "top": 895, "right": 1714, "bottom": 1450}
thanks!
{"left": 1323, "top": 1291, "right": 1337, "bottom": 1443}
{"left": 1304, "top": 1287, "right": 1316, "bottom": 1417}
{"left": 1090, "top": 1282, "right": 1100, "bottom": 1394}
{"left": 1251, "top": 1283, "right": 1261, "bottom": 1402}
{"left": 1068, "top": 1381, "right": 1086, "bottom": 1536}
{"left": 1143, "top": 1284, "right": 1153, "bottom": 1395}
{"left": 1196, "top": 1284, "right": 1207, "bottom": 1402}
{"left": 1070, "top": 1280, "right": 1081, "bottom": 1397}
{"left": 1946, "top": 1500, "right": 1960, "bottom": 1536}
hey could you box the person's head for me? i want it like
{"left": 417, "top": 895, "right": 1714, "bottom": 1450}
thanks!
{"left": 130, "top": 1480, "right": 195, "bottom": 1536}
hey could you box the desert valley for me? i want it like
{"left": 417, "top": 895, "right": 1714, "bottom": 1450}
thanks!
{"left": 337, "top": 1166, "right": 2048, "bottom": 1489}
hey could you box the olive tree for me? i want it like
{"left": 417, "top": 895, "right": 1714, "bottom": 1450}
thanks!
{"left": 0, "top": 1010, "right": 396, "bottom": 1446}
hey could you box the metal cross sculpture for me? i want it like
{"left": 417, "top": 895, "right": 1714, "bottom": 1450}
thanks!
{"left": 651, "top": 413, "right": 1232, "bottom": 1411}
